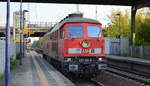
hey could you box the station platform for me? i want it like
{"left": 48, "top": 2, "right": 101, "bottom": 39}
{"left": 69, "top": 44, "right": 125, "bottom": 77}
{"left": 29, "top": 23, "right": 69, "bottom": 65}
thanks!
{"left": 105, "top": 55, "right": 150, "bottom": 66}
{"left": 10, "top": 51, "right": 75, "bottom": 86}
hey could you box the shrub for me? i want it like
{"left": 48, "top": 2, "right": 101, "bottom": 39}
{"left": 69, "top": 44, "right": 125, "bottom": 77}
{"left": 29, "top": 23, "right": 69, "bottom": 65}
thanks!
{"left": 10, "top": 57, "right": 17, "bottom": 70}
{"left": 0, "top": 74, "right": 4, "bottom": 80}
{"left": 16, "top": 53, "right": 20, "bottom": 60}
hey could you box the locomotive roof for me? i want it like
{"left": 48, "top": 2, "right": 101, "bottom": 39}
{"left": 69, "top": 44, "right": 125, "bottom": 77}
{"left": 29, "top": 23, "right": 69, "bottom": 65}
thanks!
{"left": 44, "top": 15, "right": 100, "bottom": 37}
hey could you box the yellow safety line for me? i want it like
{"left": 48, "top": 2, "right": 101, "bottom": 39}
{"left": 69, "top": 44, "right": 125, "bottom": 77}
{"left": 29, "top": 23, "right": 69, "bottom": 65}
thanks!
{"left": 33, "top": 57, "right": 50, "bottom": 86}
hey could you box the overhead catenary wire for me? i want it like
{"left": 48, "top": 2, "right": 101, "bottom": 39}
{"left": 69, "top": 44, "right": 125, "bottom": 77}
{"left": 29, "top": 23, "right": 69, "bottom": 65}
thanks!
{"left": 35, "top": 3, "right": 38, "bottom": 22}
{"left": 54, "top": 5, "right": 76, "bottom": 22}
{"left": 27, "top": 3, "right": 30, "bottom": 37}
{"left": 76, "top": 4, "right": 79, "bottom": 12}
{"left": 95, "top": 5, "right": 97, "bottom": 20}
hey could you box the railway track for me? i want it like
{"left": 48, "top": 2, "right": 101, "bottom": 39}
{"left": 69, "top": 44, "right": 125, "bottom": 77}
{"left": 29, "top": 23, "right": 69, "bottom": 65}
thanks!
{"left": 70, "top": 77, "right": 104, "bottom": 86}
{"left": 107, "top": 67, "right": 150, "bottom": 85}
{"left": 105, "top": 56, "right": 150, "bottom": 77}
{"left": 90, "top": 78, "right": 105, "bottom": 86}
{"left": 104, "top": 57, "right": 150, "bottom": 86}
{"left": 39, "top": 52, "right": 103, "bottom": 86}
{"left": 66, "top": 58, "right": 150, "bottom": 86}
{"left": 36, "top": 51, "right": 150, "bottom": 86}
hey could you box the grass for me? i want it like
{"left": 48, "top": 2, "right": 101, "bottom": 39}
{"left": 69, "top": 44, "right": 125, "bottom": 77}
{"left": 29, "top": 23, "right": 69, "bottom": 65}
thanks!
{"left": 0, "top": 74, "right": 4, "bottom": 80}
{"left": 0, "top": 74, "right": 4, "bottom": 86}
{"left": 0, "top": 56, "right": 18, "bottom": 85}
{"left": 16, "top": 53, "right": 20, "bottom": 60}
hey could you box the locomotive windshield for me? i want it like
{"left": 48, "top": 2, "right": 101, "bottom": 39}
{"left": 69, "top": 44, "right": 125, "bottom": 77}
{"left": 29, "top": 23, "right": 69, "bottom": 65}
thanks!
{"left": 68, "top": 25, "right": 83, "bottom": 37}
{"left": 87, "top": 26, "right": 101, "bottom": 37}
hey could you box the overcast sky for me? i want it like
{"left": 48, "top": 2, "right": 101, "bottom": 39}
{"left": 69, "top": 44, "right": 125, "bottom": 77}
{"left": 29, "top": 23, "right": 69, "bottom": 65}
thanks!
{"left": 0, "top": 2, "right": 131, "bottom": 27}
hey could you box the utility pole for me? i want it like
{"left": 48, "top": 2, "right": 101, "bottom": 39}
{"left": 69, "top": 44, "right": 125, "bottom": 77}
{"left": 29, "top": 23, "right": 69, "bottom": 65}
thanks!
{"left": 13, "top": 12, "right": 16, "bottom": 41}
{"left": 27, "top": 3, "right": 30, "bottom": 38}
{"left": 76, "top": 4, "right": 79, "bottom": 12}
{"left": 116, "top": 13, "right": 121, "bottom": 55}
{"left": 131, "top": 6, "right": 137, "bottom": 56}
{"left": 5, "top": 0, "right": 10, "bottom": 86}
{"left": 95, "top": 5, "right": 97, "bottom": 20}
{"left": 22, "top": 10, "right": 29, "bottom": 58}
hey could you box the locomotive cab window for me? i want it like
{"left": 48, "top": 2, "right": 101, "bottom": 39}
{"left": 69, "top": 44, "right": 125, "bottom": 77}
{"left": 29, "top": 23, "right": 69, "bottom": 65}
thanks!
{"left": 60, "top": 30, "right": 65, "bottom": 39}
{"left": 68, "top": 25, "right": 83, "bottom": 37}
{"left": 87, "top": 26, "right": 101, "bottom": 37}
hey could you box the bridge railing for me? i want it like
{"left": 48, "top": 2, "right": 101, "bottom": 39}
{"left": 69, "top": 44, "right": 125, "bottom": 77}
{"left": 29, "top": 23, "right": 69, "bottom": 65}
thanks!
{"left": 28, "top": 22, "right": 56, "bottom": 29}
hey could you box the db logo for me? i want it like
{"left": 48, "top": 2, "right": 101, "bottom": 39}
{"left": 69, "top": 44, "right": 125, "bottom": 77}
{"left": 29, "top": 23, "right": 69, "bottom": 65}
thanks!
{"left": 82, "top": 49, "right": 89, "bottom": 53}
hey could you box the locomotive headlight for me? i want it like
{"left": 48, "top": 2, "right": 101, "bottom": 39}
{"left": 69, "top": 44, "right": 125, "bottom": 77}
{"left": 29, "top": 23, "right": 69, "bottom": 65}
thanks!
{"left": 82, "top": 40, "right": 90, "bottom": 48}
{"left": 98, "top": 58, "right": 103, "bottom": 61}
{"left": 65, "top": 58, "right": 72, "bottom": 62}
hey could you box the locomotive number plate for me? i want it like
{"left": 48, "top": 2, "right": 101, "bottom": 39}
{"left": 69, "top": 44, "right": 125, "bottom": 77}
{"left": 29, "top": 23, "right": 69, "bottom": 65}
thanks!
{"left": 82, "top": 49, "right": 89, "bottom": 53}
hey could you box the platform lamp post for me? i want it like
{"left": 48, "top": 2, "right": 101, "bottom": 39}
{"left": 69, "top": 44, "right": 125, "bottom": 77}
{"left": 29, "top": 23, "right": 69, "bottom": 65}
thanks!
{"left": 5, "top": 0, "right": 10, "bottom": 86}
{"left": 115, "top": 13, "right": 121, "bottom": 55}
{"left": 19, "top": 0, "right": 23, "bottom": 65}
{"left": 23, "top": 10, "right": 29, "bottom": 58}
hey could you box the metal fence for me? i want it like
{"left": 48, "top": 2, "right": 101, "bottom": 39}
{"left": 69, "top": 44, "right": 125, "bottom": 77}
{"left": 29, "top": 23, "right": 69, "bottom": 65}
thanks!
{"left": 143, "top": 46, "right": 150, "bottom": 56}
{"left": 28, "top": 22, "right": 56, "bottom": 28}
{"left": 105, "top": 37, "right": 150, "bottom": 57}
{"left": 131, "top": 46, "right": 150, "bottom": 57}
{"left": 105, "top": 37, "right": 129, "bottom": 55}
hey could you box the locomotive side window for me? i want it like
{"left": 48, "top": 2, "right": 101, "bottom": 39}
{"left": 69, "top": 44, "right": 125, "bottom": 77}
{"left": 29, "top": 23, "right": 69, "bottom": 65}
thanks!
{"left": 60, "top": 30, "right": 65, "bottom": 39}
{"left": 68, "top": 26, "right": 83, "bottom": 37}
{"left": 87, "top": 26, "right": 101, "bottom": 37}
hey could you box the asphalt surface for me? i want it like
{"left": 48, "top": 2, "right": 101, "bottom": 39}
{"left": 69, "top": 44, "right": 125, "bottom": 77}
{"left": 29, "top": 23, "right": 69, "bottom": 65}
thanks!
{"left": 10, "top": 51, "right": 75, "bottom": 86}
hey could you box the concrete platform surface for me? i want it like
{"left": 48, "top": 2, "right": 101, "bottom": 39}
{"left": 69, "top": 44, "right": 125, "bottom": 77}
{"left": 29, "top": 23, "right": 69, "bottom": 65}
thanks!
{"left": 10, "top": 51, "right": 75, "bottom": 86}
{"left": 106, "top": 55, "right": 150, "bottom": 65}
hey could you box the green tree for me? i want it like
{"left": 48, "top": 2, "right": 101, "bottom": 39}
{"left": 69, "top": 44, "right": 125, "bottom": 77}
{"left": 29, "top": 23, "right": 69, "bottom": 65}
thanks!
{"left": 104, "top": 8, "right": 150, "bottom": 45}
{"left": 104, "top": 9, "right": 130, "bottom": 38}
{"left": 135, "top": 8, "right": 150, "bottom": 45}
{"left": 32, "top": 37, "right": 44, "bottom": 48}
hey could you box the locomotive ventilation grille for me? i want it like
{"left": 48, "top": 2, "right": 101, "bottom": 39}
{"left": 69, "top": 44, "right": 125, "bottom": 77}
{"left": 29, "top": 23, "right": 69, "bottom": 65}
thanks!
{"left": 64, "top": 57, "right": 98, "bottom": 62}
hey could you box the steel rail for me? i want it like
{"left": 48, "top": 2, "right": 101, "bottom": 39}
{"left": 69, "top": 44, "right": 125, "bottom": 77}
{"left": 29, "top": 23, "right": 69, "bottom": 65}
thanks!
{"left": 107, "top": 67, "right": 150, "bottom": 85}
{"left": 104, "top": 57, "right": 150, "bottom": 77}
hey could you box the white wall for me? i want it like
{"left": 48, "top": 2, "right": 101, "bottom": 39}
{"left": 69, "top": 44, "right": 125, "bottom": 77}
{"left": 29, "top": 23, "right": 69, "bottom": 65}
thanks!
{"left": 0, "top": 40, "right": 17, "bottom": 74}
{"left": 9, "top": 41, "right": 16, "bottom": 59}
{"left": 0, "top": 40, "right": 5, "bottom": 74}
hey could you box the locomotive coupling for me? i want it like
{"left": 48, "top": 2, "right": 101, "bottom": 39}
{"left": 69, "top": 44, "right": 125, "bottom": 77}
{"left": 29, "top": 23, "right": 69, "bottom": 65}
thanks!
{"left": 69, "top": 64, "right": 78, "bottom": 71}
{"left": 98, "top": 64, "right": 107, "bottom": 70}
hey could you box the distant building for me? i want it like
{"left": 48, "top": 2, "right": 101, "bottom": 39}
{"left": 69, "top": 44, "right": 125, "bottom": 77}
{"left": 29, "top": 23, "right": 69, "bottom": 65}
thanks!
{"left": 13, "top": 11, "right": 20, "bottom": 30}
{"left": 13, "top": 11, "right": 21, "bottom": 40}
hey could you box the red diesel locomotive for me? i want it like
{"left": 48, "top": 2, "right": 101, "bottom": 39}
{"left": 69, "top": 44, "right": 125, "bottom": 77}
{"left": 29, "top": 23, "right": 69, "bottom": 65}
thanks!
{"left": 42, "top": 13, "right": 107, "bottom": 74}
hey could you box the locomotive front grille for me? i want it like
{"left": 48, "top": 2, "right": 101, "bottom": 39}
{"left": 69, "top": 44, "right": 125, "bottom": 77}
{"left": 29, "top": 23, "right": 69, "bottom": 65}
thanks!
{"left": 64, "top": 57, "right": 99, "bottom": 62}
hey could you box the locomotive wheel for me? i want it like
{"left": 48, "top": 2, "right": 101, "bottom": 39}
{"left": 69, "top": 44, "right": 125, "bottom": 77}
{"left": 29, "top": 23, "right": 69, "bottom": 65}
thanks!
{"left": 42, "top": 54, "right": 46, "bottom": 59}
{"left": 61, "top": 65, "right": 68, "bottom": 76}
